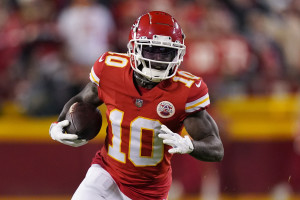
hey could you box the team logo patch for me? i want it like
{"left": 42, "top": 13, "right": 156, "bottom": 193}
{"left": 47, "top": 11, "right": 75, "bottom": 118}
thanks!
{"left": 157, "top": 101, "right": 175, "bottom": 118}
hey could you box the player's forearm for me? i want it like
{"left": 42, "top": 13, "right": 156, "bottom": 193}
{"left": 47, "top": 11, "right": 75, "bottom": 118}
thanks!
{"left": 183, "top": 110, "right": 224, "bottom": 161}
{"left": 189, "top": 136, "right": 224, "bottom": 162}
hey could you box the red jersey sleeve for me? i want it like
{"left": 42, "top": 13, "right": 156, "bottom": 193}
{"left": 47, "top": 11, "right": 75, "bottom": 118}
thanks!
{"left": 89, "top": 52, "right": 109, "bottom": 86}
{"left": 185, "top": 78, "right": 210, "bottom": 113}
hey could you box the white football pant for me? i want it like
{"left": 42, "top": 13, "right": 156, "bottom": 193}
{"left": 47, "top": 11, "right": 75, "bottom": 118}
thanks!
{"left": 72, "top": 164, "right": 131, "bottom": 200}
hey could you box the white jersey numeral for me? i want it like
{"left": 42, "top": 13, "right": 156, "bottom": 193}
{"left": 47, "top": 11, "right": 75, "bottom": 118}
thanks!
{"left": 108, "top": 110, "right": 163, "bottom": 166}
{"left": 105, "top": 55, "right": 128, "bottom": 68}
{"left": 108, "top": 109, "right": 126, "bottom": 163}
{"left": 173, "top": 71, "right": 200, "bottom": 88}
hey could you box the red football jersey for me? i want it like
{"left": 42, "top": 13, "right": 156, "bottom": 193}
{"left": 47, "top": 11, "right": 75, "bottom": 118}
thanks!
{"left": 89, "top": 52, "right": 210, "bottom": 200}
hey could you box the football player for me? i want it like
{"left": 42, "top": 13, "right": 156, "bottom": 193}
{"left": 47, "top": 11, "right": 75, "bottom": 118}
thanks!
{"left": 50, "top": 11, "right": 224, "bottom": 200}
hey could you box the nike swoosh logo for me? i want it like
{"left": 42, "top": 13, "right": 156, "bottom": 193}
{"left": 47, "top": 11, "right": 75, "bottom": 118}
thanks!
{"left": 99, "top": 56, "right": 105, "bottom": 62}
{"left": 195, "top": 80, "right": 202, "bottom": 88}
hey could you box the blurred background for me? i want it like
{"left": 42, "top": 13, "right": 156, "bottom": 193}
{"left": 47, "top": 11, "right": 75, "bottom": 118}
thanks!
{"left": 1, "top": 0, "right": 300, "bottom": 199}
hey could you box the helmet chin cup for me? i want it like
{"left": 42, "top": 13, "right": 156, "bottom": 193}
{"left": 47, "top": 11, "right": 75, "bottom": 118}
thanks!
{"left": 133, "top": 71, "right": 158, "bottom": 88}
{"left": 141, "top": 66, "right": 166, "bottom": 82}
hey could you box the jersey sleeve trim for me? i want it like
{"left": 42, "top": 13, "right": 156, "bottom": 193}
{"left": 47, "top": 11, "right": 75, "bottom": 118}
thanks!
{"left": 90, "top": 67, "right": 100, "bottom": 86}
{"left": 185, "top": 93, "right": 210, "bottom": 113}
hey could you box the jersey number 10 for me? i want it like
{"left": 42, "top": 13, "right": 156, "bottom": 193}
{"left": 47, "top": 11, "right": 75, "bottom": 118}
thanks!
{"left": 108, "top": 109, "right": 164, "bottom": 167}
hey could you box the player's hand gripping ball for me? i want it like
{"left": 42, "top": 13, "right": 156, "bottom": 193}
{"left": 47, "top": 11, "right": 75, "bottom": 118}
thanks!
{"left": 65, "top": 102, "right": 102, "bottom": 140}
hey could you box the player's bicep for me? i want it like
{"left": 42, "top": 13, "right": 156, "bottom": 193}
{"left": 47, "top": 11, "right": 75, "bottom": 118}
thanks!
{"left": 183, "top": 110, "right": 219, "bottom": 141}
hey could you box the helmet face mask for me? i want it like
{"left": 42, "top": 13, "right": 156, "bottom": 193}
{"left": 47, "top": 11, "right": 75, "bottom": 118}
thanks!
{"left": 127, "top": 11, "right": 186, "bottom": 83}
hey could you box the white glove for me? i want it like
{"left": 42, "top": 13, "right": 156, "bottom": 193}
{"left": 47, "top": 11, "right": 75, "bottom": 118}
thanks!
{"left": 49, "top": 120, "right": 88, "bottom": 147}
{"left": 158, "top": 125, "right": 194, "bottom": 154}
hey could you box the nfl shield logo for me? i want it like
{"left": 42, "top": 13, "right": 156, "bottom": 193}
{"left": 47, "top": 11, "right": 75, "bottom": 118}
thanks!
{"left": 135, "top": 99, "right": 143, "bottom": 108}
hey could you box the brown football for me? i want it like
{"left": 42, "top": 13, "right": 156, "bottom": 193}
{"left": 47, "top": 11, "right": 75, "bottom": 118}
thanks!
{"left": 65, "top": 102, "right": 102, "bottom": 140}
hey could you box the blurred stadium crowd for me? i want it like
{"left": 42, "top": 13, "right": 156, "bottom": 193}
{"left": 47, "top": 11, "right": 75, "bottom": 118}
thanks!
{"left": 0, "top": 0, "right": 300, "bottom": 116}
